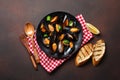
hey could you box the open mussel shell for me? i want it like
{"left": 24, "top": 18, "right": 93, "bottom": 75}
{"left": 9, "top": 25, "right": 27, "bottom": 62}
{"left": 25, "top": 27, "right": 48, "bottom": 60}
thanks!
{"left": 59, "top": 34, "right": 65, "bottom": 41}
{"left": 48, "top": 24, "right": 54, "bottom": 32}
{"left": 40, "top": 23, "right": 46, "bottom": 32}
{"left": 70, "top": 27, "right": 80, "bottom": 33}
{"left": 51, "top": 16, "right": 58, "bottom": 23}
{"left": 58, "top": 41, "right": 64, "bottom": 53}
{"left": 52, "top": 42, "right": 57, "bottom": 52}
{"left": 36, "top": 11, "right": 82, "bottom": 59}
{"left": 64, "top": 26, "right": 80, "bottom": 33}
{"left": 64, "top": 47, "right": 74, "bottom": 56}
{"left": 43, "top": 37, "right": 50, "bottom": 47}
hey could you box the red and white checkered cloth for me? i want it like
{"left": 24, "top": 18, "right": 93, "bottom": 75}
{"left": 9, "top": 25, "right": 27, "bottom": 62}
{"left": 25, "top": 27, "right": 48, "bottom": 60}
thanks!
{"left": 27, "top": 14, "right": 93, "bottom": 73}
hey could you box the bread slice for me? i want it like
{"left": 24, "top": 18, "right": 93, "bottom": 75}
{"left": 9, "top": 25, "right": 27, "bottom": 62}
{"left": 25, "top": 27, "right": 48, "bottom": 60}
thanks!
{"left": 92, "top": 39, "right": 106, "bottom": 66}
{"left": 75, "top": 43, "right": 93, "bottom": 66}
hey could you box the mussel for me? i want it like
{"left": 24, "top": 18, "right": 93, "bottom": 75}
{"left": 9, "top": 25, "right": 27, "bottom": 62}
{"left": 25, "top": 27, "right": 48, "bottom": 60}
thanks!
{"left": 58, "top": 41, "right": 64, "bottom": 53}
{"left": 70, "top": 28, "right": 79, "bottom": 33}
{"left": 63, "top": 15, "right": 67, "bottom": 23}
{"left": 64, "top": 42, "right": 74, "bottom": 55}
{"left": 51, "top": 16, "right": 58, "bottom": 23}
{"left": 50, "top": 31, "right": 57, "bottom": 41}
{"left": 43, "top": 38, "right": 50, "bottom": 46}
{"left": 73, "top": 33, "right": 79, "bottom": 41}
{"left": 59, "top": 34, "right": 65, "bottom": 41}
{"left": 40, "top": 23, "right": 46, "bottom": 32}
{"left": 67, "top": 33, "right": 73, "bottom": 39}
{"left": 63, "top": 19, "right": 69, "bottom": 27}
{"left": 62, "top": 40, "right": 74, "bottom": 48}
{"left": 69, "top": 42, "right": 74, "bottom": 48}
{"left": 48, "top": 24, "right": 54, "bottom": 32}
{"left": 64, "top": 48, "right": 72, "bottom": 56}
{"left": 56, "top": 24, "right": 62, "bottom": 32}
{"left": 52, "top": 43, "right": 57, "bottom": 52}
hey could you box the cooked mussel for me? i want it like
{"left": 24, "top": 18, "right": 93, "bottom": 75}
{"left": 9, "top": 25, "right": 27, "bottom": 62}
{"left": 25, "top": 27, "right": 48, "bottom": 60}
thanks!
{"left": 69, "top": 42, "right": 74, "bottom": 48}
{"left": 64, "top": 48, "right": 72, "bottom": 56}
{"left": 40, "top": 23, "right": 46, "bottom": 32}
{"left": 62, "top": 39, "right": 74, "bottom": 48}
{"left": 50, "top": 31, "right": 57, "bottom": 41}
{"left": 48, "top": 24, "right": 54, "bottom": 32}
{"left": 63, "top": 15, "right": 67, "bottom": 23}
{"left": 64, "top": 42, "right": 74, "bottom": 55}
{"left": 67, "top": 33, "right": 73, "bottom": 39}
{"left": 59, "top": 34, "right": 65, "bottom": 41}
{"left": 58, "top": 41, "right": 64, "bottom": 53}
{"left": 56, "top": 24, "right": 62, "bottom": 32}
{"left": 70, "top": 28, "right": 79, "bottom": 33}
{"left": 63, "top": 19, "right": 69, "bottom": 27}
{"left": 73, "top": 33, "right": 79, "bottom": 40}
{"left": 43, "top": 38, "right": 50, "bottom": 45}
{"left": 52, "top": 42, "right": 57, "bottom": 52}
{"left": 51, "top": 16, "right": 58, "bottom": 23}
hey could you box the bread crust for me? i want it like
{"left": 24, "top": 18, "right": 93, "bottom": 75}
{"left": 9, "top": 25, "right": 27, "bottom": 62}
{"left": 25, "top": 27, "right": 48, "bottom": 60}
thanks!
{"left": 92, "top": 39, "right": 105, "bottom": 66}
{"left": 75, "top": 43, "right": 93, "bottom": 66}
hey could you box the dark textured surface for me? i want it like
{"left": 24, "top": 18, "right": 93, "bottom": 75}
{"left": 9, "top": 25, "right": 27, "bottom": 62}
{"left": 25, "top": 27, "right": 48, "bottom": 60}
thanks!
{"left": 0, "top": 0, "right": 120, "bottom": 80}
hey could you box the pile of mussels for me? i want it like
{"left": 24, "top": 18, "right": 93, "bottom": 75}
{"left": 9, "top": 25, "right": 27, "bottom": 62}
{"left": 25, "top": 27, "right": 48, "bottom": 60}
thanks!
{"left": 39, "top": 14, "right": 81, "bottom": 56}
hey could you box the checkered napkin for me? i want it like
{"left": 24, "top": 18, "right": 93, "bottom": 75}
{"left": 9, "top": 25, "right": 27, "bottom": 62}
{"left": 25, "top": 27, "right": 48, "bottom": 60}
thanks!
{"left": 27, "top": 14, "right": 93, "bottom": 73}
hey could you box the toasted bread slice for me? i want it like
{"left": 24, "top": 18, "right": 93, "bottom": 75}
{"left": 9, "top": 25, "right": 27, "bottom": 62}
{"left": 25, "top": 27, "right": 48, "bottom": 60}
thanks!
{"left": 92, "top": 39, "right": 105, "bottom": 66}
{"left": 75, "top": 43, "right": 93, "bottom": 66}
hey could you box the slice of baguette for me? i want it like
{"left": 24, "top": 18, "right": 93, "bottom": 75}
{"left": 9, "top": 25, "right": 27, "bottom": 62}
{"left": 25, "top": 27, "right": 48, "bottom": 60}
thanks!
{"left": 75, "top": 43, "right": 93, "bottom": 66}
{"left": 92, "top": 39, "right": 106, "bottom": 66}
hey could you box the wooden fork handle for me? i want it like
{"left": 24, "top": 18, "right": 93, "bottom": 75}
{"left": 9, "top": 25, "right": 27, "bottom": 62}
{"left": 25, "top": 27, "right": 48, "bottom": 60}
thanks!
{"left": 30, "top": 55, "right": 38, "bottom": 70}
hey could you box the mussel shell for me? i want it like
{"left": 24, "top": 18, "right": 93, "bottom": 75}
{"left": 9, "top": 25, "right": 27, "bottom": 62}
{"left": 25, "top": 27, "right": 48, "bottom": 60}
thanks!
{"left": 63, "top": 19, "right": 69, "bottom": 27}
{"left": 67, "top": 33, "right": 74, "bottom": 39}
{"left": 52, "top": 42, "right": 57, "bottom": 52}
{"left": 48, "top": 24, "right": 54, "bottom": 32}
{"left": 55, "top": 24, "right": 62, "bottom": 32}
{"left": 59, "top": 34, "right": 65, "bottom": 41}
{"left": 64, "top": 47, "right": 74, "bottom": 56}
{"left": 50, "top": 31, "right": 57, "bottom": 42}
{"left": 40, "top": 23, "right": 46, "bottom": 32}
{"left": 58, "top": 41, "right": 64, "bottom": 53}
{"left": 69, "top": 41, "right": 74, "bottom": 48}
{"left": 43, "top": 37, "right": 50, "bottom": 47}
{"left": 70, "top": 27, "right": 80, "bottom": 33}
{"left": 51, "top": 16, "right": 58, "bottom": 23}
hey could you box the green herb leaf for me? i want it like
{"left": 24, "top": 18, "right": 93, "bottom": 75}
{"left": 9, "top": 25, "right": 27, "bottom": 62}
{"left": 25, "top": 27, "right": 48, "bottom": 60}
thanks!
{"left": 58, "top": 25, "right": 62, "bottom": 30}
{"left": 63, "top": 39, "right": 70, "bottom": 44}
{"left": 46, "top": 15, "right": 51, "bottom": 21}
{"left": 69, "top": 20, "right": 73, "bottom": 26}
{"left": 43, "top": 34, "right": 48, "bottom": 37}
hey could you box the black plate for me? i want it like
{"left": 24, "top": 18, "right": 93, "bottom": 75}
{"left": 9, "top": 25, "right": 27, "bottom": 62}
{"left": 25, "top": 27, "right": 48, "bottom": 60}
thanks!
{"left": 36, "top": 11, "right": 82, "bottom": 59}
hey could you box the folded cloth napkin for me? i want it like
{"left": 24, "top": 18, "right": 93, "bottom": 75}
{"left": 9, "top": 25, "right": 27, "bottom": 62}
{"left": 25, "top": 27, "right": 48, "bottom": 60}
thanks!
{"left": 27, "top": 14, "right": 93, "bottom": 73}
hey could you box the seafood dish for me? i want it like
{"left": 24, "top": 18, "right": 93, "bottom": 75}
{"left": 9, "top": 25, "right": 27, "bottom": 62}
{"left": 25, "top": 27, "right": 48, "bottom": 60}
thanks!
{"left": 36, "top": 11, "right": 82, "bottom": 58}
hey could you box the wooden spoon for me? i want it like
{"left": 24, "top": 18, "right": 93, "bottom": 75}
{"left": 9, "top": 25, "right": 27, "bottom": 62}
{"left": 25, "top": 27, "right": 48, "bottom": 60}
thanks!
{"left": 24, "top": 23, "right": 35, "bottom": 38}
{"left": 24, "top": 22, "right": 38, "bottom": 70}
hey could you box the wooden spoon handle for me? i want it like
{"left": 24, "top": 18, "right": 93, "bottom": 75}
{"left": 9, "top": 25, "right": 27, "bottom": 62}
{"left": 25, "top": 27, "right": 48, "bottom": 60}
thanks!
{"left": 30, "top": 55, "right": 38, "bottom": 70}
